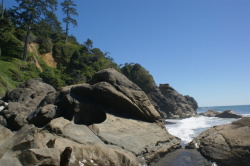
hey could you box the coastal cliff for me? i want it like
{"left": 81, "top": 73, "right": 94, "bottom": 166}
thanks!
{"left": 147, "top": 84, "right": 198, "bottom": 119}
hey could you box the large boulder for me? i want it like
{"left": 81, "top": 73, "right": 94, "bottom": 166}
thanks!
{"left": 147, "top": 84, "right": 197, "bottom": 119}
{"left": 27, "top": 104, "right": 58, "bottom": 127}
{"left": 55, "top": 68, "right": 162, "bottom": 125}
{"left": 186, "top": 117, "right": 250, "bottom": 166}
{"left": 1, "top": 79, "right": 56, "bottom": 130}
{"left": 215, "top": 110, "right": 242, "bottom": 118}
{"left": 94, "top": 114, "right": 180, "bottom": 163}
{"left": 199, "top": 110, "right": 242, "bottom": 118}
{"left": 0, "top": 125, "right": 14, "bottom": 145}
{"left": 54, "top": 69, "right": 181, "bottom": 164}
{"left": 199, "top": 110, "right": 220, "bottom": 117}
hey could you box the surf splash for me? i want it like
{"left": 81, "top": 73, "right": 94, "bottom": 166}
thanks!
{"left": 165, "top": 116, "right": 236, "bottom": 146}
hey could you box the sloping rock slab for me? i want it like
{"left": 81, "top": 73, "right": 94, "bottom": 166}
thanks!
{"left": 0, "top": 158, "right": 22, "bottom": 166}
{"left": 0, "top": 122, "right": 143, "bottom": 166}
{"left": 186, "top": 117, "right": 250, "bottom": 166}
{"left": 95, "top": 114, "right": 181, "bottom": 163}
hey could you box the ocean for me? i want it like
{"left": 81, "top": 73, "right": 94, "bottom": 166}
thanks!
{"left": 165, "top": 105, "right": 250, "bottom": 146}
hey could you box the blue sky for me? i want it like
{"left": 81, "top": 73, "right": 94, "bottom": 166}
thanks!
{"left": 6, "top": 0, "right": 250, "bottom": 107}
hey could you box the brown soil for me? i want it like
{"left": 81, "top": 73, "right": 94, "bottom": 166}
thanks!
{"left": 28, "top": 43, "right": 57, "bottom": 70}
{"left": 41, "top": 52, "right": 57, "bottom": 68}
{"left": 28, "top": 43, "right": 43, "bottom": 72}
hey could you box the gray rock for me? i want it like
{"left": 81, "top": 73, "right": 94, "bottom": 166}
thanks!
{"left": 0, "top": 125, "right": 41, "bottom": 158}
{"left": 147, "top": 84, "right": 197, "bottom": 119}
{"left": 199, "top": 110, "right": 220, "bottom": 117}
{"left": 18, "top": 148, "right": 60, "bottom": 166}
{"left": 0, "top": 158, "right": 22, "bottom": 166}
{"left": 89, "top": 68, "right": 162, "bottom": 123}
{"left": 0, "top": 121, "right": 143, "bottom": 166}
{"left": 53, "top": 69, "right": 181, "bottom": 164}
{"left": 151, "top": 149, "right": 214, "bottom": 166}
{"left": 0, "top": 115, "right": 7, "bottom": 126}
{"left": 46, "top": 117, "right": 103, "bottom": 144}
{"left": 94, "top": 114, "right": 181, "bottom": 163}
{"left": 0, "top": 125, "right": 14, "bottom": 145}
{"left": 0, "top": 69, "right": 182, "bottom": 165}
{"left": 1, "top": 102, "right": 33, "bottom": 130}
{"left": 1, "top": 79, "right": 56, "bottom": 130}
{"left": 55, "top": 68, "right": 162, "bottom": 126}
{"left": 215, "top": 110, "right": 242, "bottom": 118}
{"left": 27, "top": 104, "right": 58, "bottom": 127}
{"left": 186, "top": 117, "right": 250, "bottom": 166}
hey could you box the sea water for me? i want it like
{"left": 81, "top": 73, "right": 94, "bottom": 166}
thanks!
{"left": 165, "top": 105, "right": 250, "bottom": 146}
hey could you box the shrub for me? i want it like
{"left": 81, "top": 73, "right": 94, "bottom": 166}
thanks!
{"left": 121, "top": 63, "right": 155, "bottom": 93}
{"left": 0, "top": 32, "right": 23, "bottom": 58}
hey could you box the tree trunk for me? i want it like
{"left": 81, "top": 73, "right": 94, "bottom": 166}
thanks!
{"left": 23, "top": 25, "right": 31, "bottom": 61}
{"left": 1, "top": 0, "right": 4, "bottom": 18}
{"left": 65, "top": 21, "right": 68, "bottom": 44}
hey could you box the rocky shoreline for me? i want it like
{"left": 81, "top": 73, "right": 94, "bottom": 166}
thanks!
{"left": 0, "top": 68, "right": 249, "bottom": 166}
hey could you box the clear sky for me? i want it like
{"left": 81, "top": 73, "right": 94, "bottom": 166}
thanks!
{"left": 6, "top": 0, "right": 250, "bottom": 107}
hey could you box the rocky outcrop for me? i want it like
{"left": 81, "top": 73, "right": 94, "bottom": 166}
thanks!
{"left": 199, "top": 110, "right": 220, "bottom": 117}
{"left": 0, "top": 69, "right": 181, "bottom": 165}
{"left": 186, "top": 117, "right": 250, "bottom": 166}
{"left": 147, "top": 84, "right": 197, "bottom": 119}
{"left": 1, "top": 79, "right": 56, "bottom": 130}
{"left": 55, "top": 68, "right": 162, "bottom": 126}
{"left": 199, "top": 110, "right": 242, "bottom": 118}
{"left": 216, "top": 110, "right": 242, "bottom": 118}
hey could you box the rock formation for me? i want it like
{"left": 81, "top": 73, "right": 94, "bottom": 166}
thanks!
{"left": 199, "top": 110, "right": 220, "bottom": 117}
{"left": 199, "top": 110, "right": 242, "bottom": 118}
{"left": 147, "top": 84, "right": 198, "bottom": 119}
{"left": 186, "top": 117, "right": 250, "bottom": 166}
{"left": 216, "top": 110, "right": 242, "bottom": 118}
{"left": 0, "top": 69, "right": 181, "bottom": 165}
{"left": 1, "top": 79, "right": 56, "bottom": 130}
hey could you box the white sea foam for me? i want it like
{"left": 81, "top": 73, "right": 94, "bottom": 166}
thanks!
{"left": 165, "top": 116, "right": 237, "bottom": 145}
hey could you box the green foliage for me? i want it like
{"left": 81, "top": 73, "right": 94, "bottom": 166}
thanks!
{"left": 39, "top": 69, "right": 64, "bottom": 90}
{"left": 0, "top": 3, "right": 120, "bottom": 93}
{"left": 0, "top": 31, "right": 23, "bottom": 58}
{"left": 61, "top": 0, "right": 78, "bottom": 43}
{"left": 53, "top": 42, "right": 79, "bottom": 64}
{"left": 0, "top": 56, "right": 40, "bottom": 95}
{"left": 121, "top": 63, "right": 155, "bottom": 93}
{"left": 37, "top": 37, "right": 52, "bottom": 54}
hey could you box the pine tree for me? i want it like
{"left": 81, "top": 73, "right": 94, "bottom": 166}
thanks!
{"left": 61, "top": 0, "right": 78, "bottom": 44}
{"left": 1, "top": 0, "right": 4, "bottom": 18}
{"left": 14, "top": 0, "right": 57, "bottom": 61}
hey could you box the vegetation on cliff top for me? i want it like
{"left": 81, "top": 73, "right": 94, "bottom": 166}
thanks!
{"left": 0, "top": 0, "right": 155, "bottom": 96}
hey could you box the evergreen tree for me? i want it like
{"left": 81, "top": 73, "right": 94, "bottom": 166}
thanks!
{"left": 61, "top": 0, "right": 78, "bottom": 44}
{"left": 84, "top": 38, "right": 93, "bottom": 50}
{"left": 1, "top": 0, "right": 4, "bottom": 18}
{"left": 13, "top": 0, "right": 57, "bottom": 61}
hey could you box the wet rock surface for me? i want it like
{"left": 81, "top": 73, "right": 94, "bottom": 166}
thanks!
{"left": 151, "top": 149, "right": 214, "bottom": 166}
